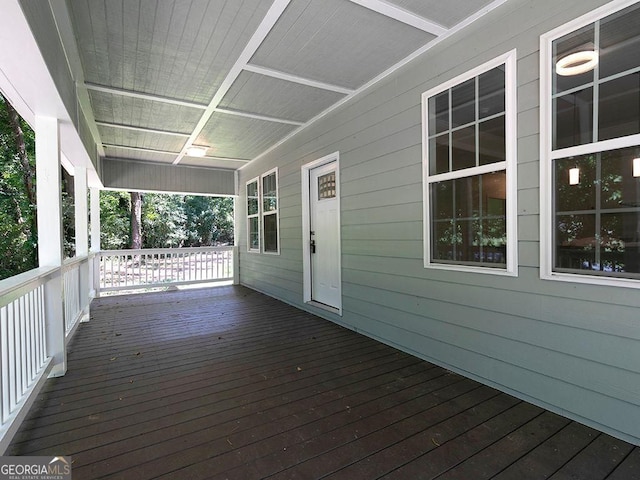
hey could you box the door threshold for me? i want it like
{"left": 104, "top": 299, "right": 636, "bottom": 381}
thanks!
{"left": 307, "top": 300, "right": 341, "bottom": 316}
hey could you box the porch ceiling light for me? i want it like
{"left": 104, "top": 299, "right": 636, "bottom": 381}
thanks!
{"left": 633, "top": 158, "right": 640, "bottom": 178}
{"left": 556, "top": 50, "right": 598, "bottom": 76}
{"left": 569, "top": 167, "right": 580, "bottom": 185}
{"left": 186, "top": 146, "right": 207, "bottom": 157}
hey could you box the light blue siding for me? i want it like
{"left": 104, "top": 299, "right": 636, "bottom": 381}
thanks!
{"left": 238, "top": 0, "right": 640, "bottom": 445}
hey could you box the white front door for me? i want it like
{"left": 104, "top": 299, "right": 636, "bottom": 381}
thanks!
{"left": 308, "top": 160, "right": 341, "bottom": 309}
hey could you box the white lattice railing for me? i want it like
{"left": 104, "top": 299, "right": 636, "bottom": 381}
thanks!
{"left": 95, "top": 246, "right": 237, "bottom": 295}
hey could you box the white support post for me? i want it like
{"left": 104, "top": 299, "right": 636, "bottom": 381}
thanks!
{"left": 74, "top": 166, "right": 90, "bottom": 321}
{"left": 36, "top": 116, "right": 66, "bottom": 377}
{"left": 90, "top": 188, "right": 101, "bottom": 298}
{"left": 233, "top": 191, "right": 240, "bottom": 285}
{"left": 90, "top": 187, "right": 100, "bottom": 252}
{"left": 74, "top": 166, "right": 88, "bottom": 256}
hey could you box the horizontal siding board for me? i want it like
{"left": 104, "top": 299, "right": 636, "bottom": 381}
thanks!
{"left": 341, "top": 202, "right": 422, "bottom": 225}
{"left": 517, "top": 134, "right": 540, "bottom": 164}
{"left": 518, "top": 214, "right": 539, "bottom": 242}
{"left": 343, "top": 240, "right": 422, "bottom": 259}
{"left": 517, "top": 160, "right": 540, "bottom": 190}
{"left": 343, "top": 268, "right": 640, "bottom": 341}
{"left": 343, "top": 221, "right": 422, "bottom": 241}
{"left": 342, "top": 185, "right": 420, "bottom": 212}
{"left": 237, "top": 0, "right": 640, "bottom": 445}
{"left": 518, "top": 188, "right": 539, "bottom": 215}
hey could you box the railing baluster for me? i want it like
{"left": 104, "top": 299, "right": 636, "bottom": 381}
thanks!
{"left": 1, "top": 306, "right": 8, "bottom": 423}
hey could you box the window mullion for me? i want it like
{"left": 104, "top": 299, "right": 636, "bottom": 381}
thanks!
{"left": 448, "top": 88, "right": 453, "bottom": 173}
{"left": 475, "top": 76, "right": 480, "bottom": 168}
{"left": 593, "top": 19, "right": 600, "bottom": 144}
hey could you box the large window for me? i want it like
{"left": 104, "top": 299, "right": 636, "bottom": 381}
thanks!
{"left": 541, "top": 1, "right": 640, "bottom": 286}
{"left": 261, "top": 169, "right": 279, "bottom": 254}
{"left": 422, "top": 51, "right": 517, "bottom": 275}
{"left": 246, "top": 178, "right": 260, "bottom": 252}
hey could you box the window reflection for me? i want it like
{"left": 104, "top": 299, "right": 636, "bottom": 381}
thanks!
{"left": 554, "top": 147, "right": 640, "bottom": 277}
{"left": 431, "top": 172, "right": 507, "bottom": 266}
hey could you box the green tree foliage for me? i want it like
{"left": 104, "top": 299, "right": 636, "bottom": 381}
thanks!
{"left": 0, "top": 94, "right": 37, "bottom": 279}
{"left": 99, "top": 191, "right": 131, "bottom": 250}
{"left": 100, "top": 191, "right": 233, "bottom": 249}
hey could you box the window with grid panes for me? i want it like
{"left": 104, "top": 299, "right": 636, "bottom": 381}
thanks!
{"left": 543, "top": 1, "right": 640, "bottom": 283}
{"left": 246, "top": 178, "right": 260, "bottom": 252}
{"left": 261, "top": 169, "right": 279, "bottom": 254}
{"left": 422, "top": 51, "right": 517, "bottom": 274}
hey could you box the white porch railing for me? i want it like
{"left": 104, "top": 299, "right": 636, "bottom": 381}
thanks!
{"left": 62, "top": 256, "right": 90, "bottom": 339}
{"left": 95, "top": 246, "right": 238, "bottom": 295}
{"left": 0, "top": 255, "right": 92, "bottom": 452}
{"left": 0, "top": 267, "right": 56, "bottom": 452}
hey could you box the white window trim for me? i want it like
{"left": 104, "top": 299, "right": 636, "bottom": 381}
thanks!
{"left": 539, "top": 0, "right": 640, "bottom": 289}
{"left": 422, "top": 49, "right": 518, "bottom": 276}
{"left": 261, "top": 167, "right": 281, "bottom": 256}
{"left": 246, "top": 176, "right": 260, "bottom": 253}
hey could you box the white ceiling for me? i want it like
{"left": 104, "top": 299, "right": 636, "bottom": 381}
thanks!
{"left": 64, "top": 0, "right": 505, "bottom": 170}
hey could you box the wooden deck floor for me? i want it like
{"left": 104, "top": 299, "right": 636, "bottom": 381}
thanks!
{"left": 8, "top": 286, "right": 639, "bottom": 479}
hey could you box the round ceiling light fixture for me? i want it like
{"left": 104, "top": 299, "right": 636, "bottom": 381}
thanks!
{"left": 556, "top": 50, "right": 598, "bottom": 76}
{"left": 186, "top": 146, "right": 208, "bottom": 157}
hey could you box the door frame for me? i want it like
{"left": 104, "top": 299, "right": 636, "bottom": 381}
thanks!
{"left": 301, "top": 151, "right": 342, "bottom": 315}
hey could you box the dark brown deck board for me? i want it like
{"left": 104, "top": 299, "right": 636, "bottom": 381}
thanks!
{"left": 6, "top": 285, "right": 639, "bottom": 480}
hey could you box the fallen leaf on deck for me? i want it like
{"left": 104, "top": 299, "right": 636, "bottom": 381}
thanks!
{"left": 110, "top": 357, "right": 117, "bottom": 361}
{"left": 431, "top": 438, "right": 440, "bottom": 447}
{"left": 296, "top": 366, "right": 302, "bottom": 371}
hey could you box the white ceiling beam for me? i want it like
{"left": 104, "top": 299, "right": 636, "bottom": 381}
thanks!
{"left": 348, "top": 0, "right": 447, "bottom": 35}
{"left": 173, "top": 0, "right": 293, "bottom": 165}
{"left": 96, "top": 121, "right": 191, "bottom": 137}
{"left": 103, "top": 144, "right": 249, "bottom": 163}
{"left": 49, "top": 0, "right": 106, "bottom": 161}
{"left": 213, "top": 107, "right": 304, "bottom": 126}
{"left": 243, "top": 64, "right": 355, "bottom": 95}
{"left": 85, "top": 83, "right": 208, "bottom": 110}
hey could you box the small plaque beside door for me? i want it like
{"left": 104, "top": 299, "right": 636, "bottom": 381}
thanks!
{"left": 317, "top": 172, "right": 336, "bottom": 200}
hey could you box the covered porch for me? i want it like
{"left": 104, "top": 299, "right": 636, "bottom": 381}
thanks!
{"left": 7, "top": 286, "right": 639, "bottom": 479}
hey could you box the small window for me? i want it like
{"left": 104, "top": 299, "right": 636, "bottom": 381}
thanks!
{"left": 246, "top": 178, "right": 260, "bottom": 252}
{"left": 541, "top": 1, "right": 640, "bottom": 286}
{"left": 317, "top": 172, "right": 336, "bottom": 200}
{"left": 261, "top": 169, "right": 279, "bottom": 254}
{"left": 422, "top": 51, "right": 517, "bottom": 275}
